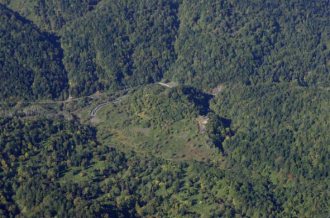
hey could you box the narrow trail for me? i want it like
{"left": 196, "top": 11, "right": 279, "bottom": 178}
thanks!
{"left": 158, "top": 82, "right": 178, "bottom": 88}
{"left": 158, "top": 82, "right": 172, "bottom": 88}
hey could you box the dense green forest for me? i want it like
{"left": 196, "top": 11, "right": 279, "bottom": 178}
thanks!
{"left": 1, "top": 0, "right": 329, "bottom": 99}
{"left": 0, "top": 0, "right": 100, "bottom": 32}
{"left": 63, "top": 0, "right": 330, "bottom": 96}
{"left": 1, "top": 116, "right": 327, "bottom": 217}
{"left": 61, "top": 0, "right": 180, "bottom": 96}
{"left": 211, "top": 83, "right": 329, "bottom": 180}
{"left": 0, "top": 0, "right": 329, "bottom": 217}
{"left": 0, "top": 116, "right": 278, "bottom": 217}
{"left": 0, "top": 5, "right": 68, "bottom": 102}
{"left": 167, "top": 0, "right": 330, "bottom": 89}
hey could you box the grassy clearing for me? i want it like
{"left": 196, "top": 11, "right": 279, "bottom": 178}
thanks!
{"left": 92, "top": 94, "right": 219, "bottom": 162}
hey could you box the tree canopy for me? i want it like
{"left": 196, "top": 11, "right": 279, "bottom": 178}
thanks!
{"left": 0, "top": 0, "right": 329, "bottom": 217}
{"left": 0, "top": 5, "right": 68, "bottom": 102}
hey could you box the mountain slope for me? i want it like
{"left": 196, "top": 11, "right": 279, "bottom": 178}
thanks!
{"left": 0, "top": 0, "right": 329, "bottom": 217}
{"left": 0, "top": 0, "right": 101, "bottom": 32}
{"left": 0, "top": 4, "right": 68, "bottom": 102}
{"left": 166, "top": 0, "right": 330, "bottom": 89}
{"left": 61, "top": 0, "right": 179, "bottom": 96}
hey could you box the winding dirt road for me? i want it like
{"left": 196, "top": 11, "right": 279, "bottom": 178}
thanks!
{"left": 89, "top": 95, "right": 127, "bottom": 117}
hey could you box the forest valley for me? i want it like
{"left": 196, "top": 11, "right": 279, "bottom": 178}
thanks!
{"left": 0, "top": 0, "right": 329, "bottom": 217}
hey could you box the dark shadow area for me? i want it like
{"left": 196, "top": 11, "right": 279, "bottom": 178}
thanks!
{"left": 206, "top": 113, "right": 234, "bottom": 156}
{"left": 181, "top": 86, "right": 214, "bottom": 116}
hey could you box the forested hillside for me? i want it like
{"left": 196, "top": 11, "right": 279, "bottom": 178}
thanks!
{"left": 0, "top": 0, "right": 100, "bottom": 31}
{"left": 0, "top": 0, "right": 329, "bottom": 217}
{"left": 167, "top": 0, "right": 330, "bottom": 88}
{"left": 0, "top": 5, "right": 68, "bottom": 102}
{"left": 0, "top": 116, "right": 287, "bottom": 217}
{"left": 64, "top": 0, "right": 329, "bottom": 95}
{"left": 61, "top": 0, "right": 179, "bottom": 96}
{"left": 1, "top": 0, "right": 329, "bottom": 99}
{"left": 212, "top": 83, "right": 329, "bottom": 180}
